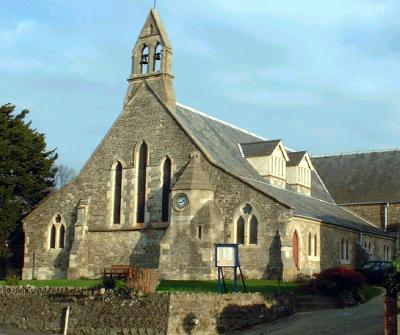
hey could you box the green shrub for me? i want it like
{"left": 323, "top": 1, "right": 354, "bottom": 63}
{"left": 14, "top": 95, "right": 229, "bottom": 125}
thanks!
{"left": 102, "top": 277, "right": 116, "bottom": 289}
{"left": 312, "top": 267, "right": 366, "bottom": 296}
{"left": 384, "top": 258, "right": 400, "bottom": 298}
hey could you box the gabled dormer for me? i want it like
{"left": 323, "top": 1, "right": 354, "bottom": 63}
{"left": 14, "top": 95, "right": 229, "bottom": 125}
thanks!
{"left": 241, "top": 140, "right": 289, "bottom": 188}
{"left": 286, "top": 151, "right": 314, "bottom": 196}
{"left": 125, "top": 8, "right": 176, "bottom": 109}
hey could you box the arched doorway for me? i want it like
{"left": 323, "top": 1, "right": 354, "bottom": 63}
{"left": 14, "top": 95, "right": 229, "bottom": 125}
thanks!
{"left": 292, "top": 230, "right": 299, "bottom": 269}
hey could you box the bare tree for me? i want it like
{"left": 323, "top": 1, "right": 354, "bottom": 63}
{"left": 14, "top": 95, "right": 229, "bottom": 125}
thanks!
{"left": 55, "top": 164, "right": 76, "bottom": 190}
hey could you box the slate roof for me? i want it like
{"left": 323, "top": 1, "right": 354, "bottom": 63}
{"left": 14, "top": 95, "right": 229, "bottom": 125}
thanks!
{"left": 312, "top": 151, "right": 400, "bottom": 204}
{"left": 287, "top": 151, "right": 307, "bottom": 167}
{"left": 241, "top": 140, "right": 281, "bottom": 158}
{"left": 170, "top": 103, "right": 393, "bottom": 237}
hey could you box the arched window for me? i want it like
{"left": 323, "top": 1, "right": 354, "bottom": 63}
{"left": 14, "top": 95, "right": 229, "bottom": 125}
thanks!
{"left": 249, "top": 215, "right": 258, "bottom": 244}
{"left": 345, "top": 239, "right": 349, "bottom": 260}
{"left": 59, "top": 225, "right": 65, "bottom": 249}
{"left": 154, "top": 42, "right": 162, "bottom": 72}
{"left": 234, "top": 204, "right": 258, "bottom": 245}
{"left": 308, "top": 233, "right": 312, "bottom": 256}
{"left": 113, "top": 161, "right": 123, "bottom": 225}
{"left": 161, "top": 157, "right": 172, "bottom": 222}
{"left": 314, "top": 234, "right": 318, "bottom": 256}
{"left": 140, "top": 45, "right": 149, "bottom": 74}
{"left": 236, "top": 217, "right": 245, "bottom": 245}
{"left": 50, "top": 225, "right": 56, "bottom": 249}
{"left": 341, "top": 238, "right": 345, "bottom": 259}
{"left": 136, "top": 142, "right": 148, "bottom": 223}
{"left": 293, "top": 230, "right": 299, "bottom": 269}
{"left": 384, "top": 246, "right": 390, "bottom": 261}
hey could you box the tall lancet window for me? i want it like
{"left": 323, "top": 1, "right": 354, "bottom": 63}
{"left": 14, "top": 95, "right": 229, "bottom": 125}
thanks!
{"left": 236, "top": 217, "right": 245, "bottom": 245}
{"left": 136, "top": 142, "right": 148, "bottom": 223}
{"left": 59, "top": 225, "right": 66, "bottom": 249}
{"left": 161, "top": 157, "right": 172, "bottom": 222}
{"left": 140, "top": 45, "right": 149, "bottom": 74}
{"left": 154, "top": 43, "right": 162, "bottom": 72}
{"left": 113, "top": 162, "right": 123, "bottom": 224}
{"left": 50, "top": 225, "right": 56, "bottom": 249}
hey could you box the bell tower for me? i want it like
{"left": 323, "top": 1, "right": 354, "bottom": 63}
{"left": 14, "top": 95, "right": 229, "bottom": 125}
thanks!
{"left": 126, "top": 9, "right": 176, "bottom": 110}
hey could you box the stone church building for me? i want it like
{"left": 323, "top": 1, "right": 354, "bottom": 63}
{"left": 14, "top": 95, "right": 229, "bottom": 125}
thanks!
{"left": 22, "top": 9, "right": 397, "bottom": 281}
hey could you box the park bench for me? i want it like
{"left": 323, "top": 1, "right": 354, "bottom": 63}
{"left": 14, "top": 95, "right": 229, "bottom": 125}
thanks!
{"left": 103, "top": 264, "right": 136, "bottom": 280}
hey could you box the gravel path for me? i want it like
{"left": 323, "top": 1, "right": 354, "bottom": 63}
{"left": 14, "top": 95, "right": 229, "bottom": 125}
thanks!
{"left": 236, "top": 294, "right": 385, "bottom": 335}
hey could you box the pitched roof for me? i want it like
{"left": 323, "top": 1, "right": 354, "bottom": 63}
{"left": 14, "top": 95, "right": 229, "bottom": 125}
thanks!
{"left": 135, "top": 8, "right": 172, "bottom": 49}
{"left": 241, "top": 140, "right": 282, "bottom": 158}
{"left": 172, "top": 156, "right": 214, "bottom": 191}
{"left": 287, "top": 151, "right": 307, "bottom": 167}
{"left": 170, "top": 103, "right": 392, "bottom": 237}
{"left": 312, "top": 150, "right": 400, "bottom": 204}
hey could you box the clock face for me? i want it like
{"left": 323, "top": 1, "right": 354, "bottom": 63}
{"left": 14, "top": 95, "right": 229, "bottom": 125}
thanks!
{"left": 175, "top": 194, "right": 189, "bottom": 210}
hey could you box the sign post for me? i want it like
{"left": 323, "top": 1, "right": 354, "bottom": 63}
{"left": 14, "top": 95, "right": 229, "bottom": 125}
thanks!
{"left": 215, "top": 243, "right": 247, "bottom": 293}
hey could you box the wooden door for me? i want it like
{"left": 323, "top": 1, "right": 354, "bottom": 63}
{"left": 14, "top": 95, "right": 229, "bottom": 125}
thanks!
{"left": 293, "top": 231, "right": 299, "bottom": 269}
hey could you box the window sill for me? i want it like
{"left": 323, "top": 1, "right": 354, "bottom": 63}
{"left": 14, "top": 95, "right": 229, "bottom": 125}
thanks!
{"left": 308, "top": 256, "right": 320, "bottom": 262}
{"left": 340, "top": 259, "right": 351, "bottom": 265}
{"left": 239, "top": 244, "right": 258, "bottom": 248}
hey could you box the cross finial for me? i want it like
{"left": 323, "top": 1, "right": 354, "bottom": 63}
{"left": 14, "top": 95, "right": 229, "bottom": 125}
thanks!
{"left": 153, "top": 0, "right": 156, "bottom": 8}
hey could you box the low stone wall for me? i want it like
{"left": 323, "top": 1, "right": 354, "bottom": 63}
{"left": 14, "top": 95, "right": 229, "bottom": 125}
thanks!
{"left": 0, "top": 287, "right": 295, "bottom": 335}
{"left": 168, "top": 292, "right": 295, "bottom": 334}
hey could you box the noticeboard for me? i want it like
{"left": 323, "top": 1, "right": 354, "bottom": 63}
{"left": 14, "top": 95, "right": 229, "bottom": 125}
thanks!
{"left": 215, "top": 244, "right": 239, "bottom": 267}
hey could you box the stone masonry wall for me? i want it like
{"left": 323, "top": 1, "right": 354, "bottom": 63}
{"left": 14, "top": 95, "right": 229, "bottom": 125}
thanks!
{"left": 0, "top": 287, "right": 295, "bottom": 335}
{"left": 319, "top": 224, "right": 396, "bottom": 269}
{"left": 23, "top": 82, "right": 298, "bottom": 281}
{"left": 344, "top": 203, "right": 400, "bottom": 232}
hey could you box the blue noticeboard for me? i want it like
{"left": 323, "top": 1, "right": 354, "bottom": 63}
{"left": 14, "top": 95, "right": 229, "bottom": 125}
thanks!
{"left": 215, "top": 243, "right": 246, "bottom": 293}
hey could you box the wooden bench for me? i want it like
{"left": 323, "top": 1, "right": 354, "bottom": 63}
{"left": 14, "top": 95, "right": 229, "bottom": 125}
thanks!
{"left": 103, "top": 265, "right": 136, "bottom": 280}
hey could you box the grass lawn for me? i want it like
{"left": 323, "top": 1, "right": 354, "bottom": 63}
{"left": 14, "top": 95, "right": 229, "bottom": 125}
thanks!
{"left": 359, "top": 285, "right": 383, "bottom": 301}
{"left": 157, "top": 279, "right": 299, "bottom": 294}
{"left": 0, "top": 279, "right": 299, "bottom": 294}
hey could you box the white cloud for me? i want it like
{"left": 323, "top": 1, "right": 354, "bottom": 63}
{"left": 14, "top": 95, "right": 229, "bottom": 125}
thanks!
{"left": 0, "top": 20, "right": 36, "bottom": 45}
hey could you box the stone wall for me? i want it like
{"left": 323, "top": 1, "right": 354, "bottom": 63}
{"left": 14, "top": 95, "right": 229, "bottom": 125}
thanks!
{"left": 22, "top": 82, "right": 299, "bottom": 281}
{"left": 344, "top": 203, "right": 400, "bottom": 232}
{"left": 167, "top": 292, "right": 295, "bottom": 334}
{"left": 0, "top": 287, "right": 295, "bottom": 335}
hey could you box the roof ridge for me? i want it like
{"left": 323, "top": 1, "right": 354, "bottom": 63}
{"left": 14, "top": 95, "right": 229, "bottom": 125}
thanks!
{"left": 312, "top": 148, "right": 400, "bottom": 158}
{"left": 241, "top": 139, "right": 281, "bottom": 145}
{"left": 176, "top": 102, "right": 266, "bottom": 141}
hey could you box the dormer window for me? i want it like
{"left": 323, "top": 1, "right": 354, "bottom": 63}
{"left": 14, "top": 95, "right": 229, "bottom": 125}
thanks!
{"left": 240, "top": 140, "right": 289, "bottom": 188}
{"left": 286, "top": 151, "right": 313, "bottom": 196}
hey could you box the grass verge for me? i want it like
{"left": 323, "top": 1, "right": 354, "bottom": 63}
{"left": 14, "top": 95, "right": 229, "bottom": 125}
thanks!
{"left": 359, "top": 286, "right": 383, "bottom": 301}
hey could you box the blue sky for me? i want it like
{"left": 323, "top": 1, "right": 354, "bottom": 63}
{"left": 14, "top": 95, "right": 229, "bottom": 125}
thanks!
{"left": 1, "top": 1, "right": 399, "bottom": 171}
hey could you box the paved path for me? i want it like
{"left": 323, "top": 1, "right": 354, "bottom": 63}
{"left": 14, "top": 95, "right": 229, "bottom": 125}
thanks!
{"left": 237, "top": 294, "right": 385, "bottom": 335}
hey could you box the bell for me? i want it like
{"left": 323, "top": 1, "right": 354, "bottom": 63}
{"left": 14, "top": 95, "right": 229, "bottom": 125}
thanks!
{"left": 140, "top": 55, "right": 148, "bottom": 65}
{"left": 155, "top": 53, "right": 161, "bottom": 61}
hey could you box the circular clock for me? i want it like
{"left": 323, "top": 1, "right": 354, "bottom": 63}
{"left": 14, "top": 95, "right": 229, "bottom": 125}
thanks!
{"left": 174, "top": 193, "right": 189, "bottom": 211}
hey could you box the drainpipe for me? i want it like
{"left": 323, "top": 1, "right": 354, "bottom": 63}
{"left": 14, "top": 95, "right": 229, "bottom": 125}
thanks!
{"left": 384, "top": 203, "right": 389, "bottom": 232}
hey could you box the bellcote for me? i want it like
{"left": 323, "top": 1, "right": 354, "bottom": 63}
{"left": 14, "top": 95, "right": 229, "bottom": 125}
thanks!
{"left": 126, "top": 9, "right": 175, "bottom": 109}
